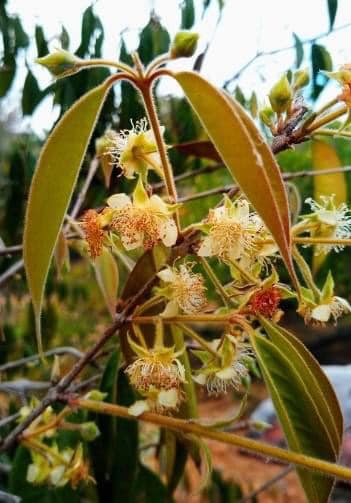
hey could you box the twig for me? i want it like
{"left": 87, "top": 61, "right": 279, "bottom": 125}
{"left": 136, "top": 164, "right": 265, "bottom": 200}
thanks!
{"left": 152, "top": 163, "right": 224, "bottom": 192}
{"left": 0, "top": 413, "right": 21, "bottom": 429}
{"left": 0, "top": 245, "right": 22, "bottom": 257}
{"left": 0, "top": 380, "right": 50, "bottom": 397}
{"left": 0, "top": 259, "right": 24, "bottom": 288}
{"left": 0, "top": 347, "right": 99, "bottom": 373}
{"left": 0, "top": 490, "right": 20, "bottom": 503}
{"left": 239, "top": 466, "right": 293, "bottom": 502}
{"left": 223, "top": 22, "right": 351, "bottom": 89}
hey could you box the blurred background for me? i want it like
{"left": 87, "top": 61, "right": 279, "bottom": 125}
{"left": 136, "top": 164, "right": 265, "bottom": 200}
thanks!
{"left": 1, "top": 0, "right": 351, "bottom": 501}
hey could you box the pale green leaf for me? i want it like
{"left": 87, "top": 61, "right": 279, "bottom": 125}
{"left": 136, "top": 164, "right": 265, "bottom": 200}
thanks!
{"left": 24, "top": 82, "right": 109, "bottom": 353}
{"left": 94, "top": 247, "right": 119, "bottom": 317}
{"left": 252, "top": 318, "right": 343, "bottom": 503}
{"left": 174, "top": 71, "right": 297, "bottom": 288}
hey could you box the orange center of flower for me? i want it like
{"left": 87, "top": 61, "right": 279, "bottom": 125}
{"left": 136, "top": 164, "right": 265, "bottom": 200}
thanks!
{"left": 82, "top": 209, "right": 105, "bottom": 259}
{"left": 248, "top": 286, "right": 281, "bottom": 318}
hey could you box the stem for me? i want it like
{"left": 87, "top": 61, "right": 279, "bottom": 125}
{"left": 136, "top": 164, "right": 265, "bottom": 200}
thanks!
{"left": 313, "top": 128, "right": 351, "bottom": 138}
{"left": 132, "top": 314, "right": 232, "bottom": 324}
{"left": 77, "top": 58, "right": 136, "bottom": 77}
{"left": 176, "top": 323, "right": 220, "bottom": 359}
{"left": 258, "top": 236, "right": 351, "bottom": 247}
{"left": 75, "top": 398, "right": 351, "bottom": 482}
{"left": 306, "top": 105, "right": 347, "bottom": 133}
{"left": 171, "top": 325, "right": 198, "bottom": 418}
{"left": 21, "top": 409, "right": 69, "bottom": 440}
{"left": 199, "top": 257, "right": 231, "bottom": 307}
{"left": 229, "top": 259, "right": 260, "bottom": 285}
{"left": 139, "top": 84, "right": 180, "bottom": 230}
{"left": 314, "top": 97, "right": 339, "bottom": 117}
{"left": 21, "top": 438, "right": 70, "bottom": 466}
{"left": 293, "top": 246, "right": 320, "bottom": 299}
{"left": 145, "top": 53, "right": 170, "bottom": 77}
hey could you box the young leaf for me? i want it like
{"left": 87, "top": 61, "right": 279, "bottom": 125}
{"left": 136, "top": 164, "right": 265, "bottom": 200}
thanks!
{"left": 311, "top": 43, "right": 333, "bottom": 100}
{"left": 94, "top": 247, "right": 119, "bottom": 317}
{"left": 23, "top": 82, "right": 109, "bottom": 353}
{"left": 293, "top": 33, "right": 304, "bottom": 68}
{"left": 251, "top": 319, "right": 343, "bottom": 503}
{"left": 181, "top": 0, "right": 195, "bottom": 29}
{"left": 22, "top": 70, "right": 43, "bottom": 115}
{"left": 312, "top": 139, "right": 347, "bottom": 272}
{"left": 174, "top": 71, "right": 297, "bottom": 288}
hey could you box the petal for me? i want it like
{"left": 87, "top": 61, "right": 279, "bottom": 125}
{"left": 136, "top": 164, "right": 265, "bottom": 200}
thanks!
{"left": 216, "top": 366, "right": 236, "bottom": 380}
{"left": 160, "top": 219, "right": 178, "bottom": 247}
{"left": 236, "top": 200, "right": 250, "bottom": 222}
{"left": 158, "top": 267, "right": 176, "bottom": 283}
{"left": 158, "top": 389, "right": 178, "bottom": 408}
{"left": 311, "top": 304, "right": 331, "bottom": 322}
{"left": 121, "top": 233, "right": 143, "bottom": 250}
{"left": 193, "top": 373, "right": 207, "bottom": 385}
{"left": 318, "top": 210, "right": 338, "bottom": 226}
{"left": 128, "top": 400, "right": 150, "bottom": 416}
{"left": 107, "top": 193, "right": 131, "bottom": 209}
{"left": 197, "top": 236, "right": 213, "bottom": 257}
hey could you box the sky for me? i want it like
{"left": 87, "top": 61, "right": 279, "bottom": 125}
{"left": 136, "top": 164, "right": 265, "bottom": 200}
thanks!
{"left": 5, "top": 0, "right": 351, "bottom": 135}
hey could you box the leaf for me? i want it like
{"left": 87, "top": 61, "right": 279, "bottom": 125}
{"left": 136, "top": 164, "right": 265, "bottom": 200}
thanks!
{"left": 252, "top": 318, "right": 343, "bottom": 503}
{"left": 22, "top": 70, "right": 43, "bottom": 116}
{"left": 54, "top": 229, "right": 70, "bottom": 275}
{"left": 12, "top": 16, "right": 29, "bottom": 49}
{"left": 188, "top": 435, "right": 213, "bottom": 492}
{"left": 93, "top": 247, "right": 119, "bottom": 317}
{"left": 174, "top": 71, "right": 297, "bottom": 287}
{"left": 34, "top": 25, "right": 48, "bottom": 57}
{"left": 311, "top": 43, "right": 333, "bottom": 100}
{"left": 138, "top": 17, "right": 170, "bottom": 65}
{"left": 0, "top": 54, "right": 16, "bottom": 97}
{"left": 327, "top": 0, "right": 338, "bottom": 31}
{"left": 76, "top": 6, "right": 96, "bottom": 57}
{"left": 23, "top": 82, "right": 109, "bottom": 354}
{"left": 60, "top": 26, "right": 70, "bottom": 50}
{"left": 181, "top": 0, "right": 195, "bottom": 29}
{"left": 293, "top": 33, "right": 304, "bottom": 68}
{"left": 312, "top": 139, "right": 347, "bottom": 272}
{"left": 135, "top": 463, "right": 173, "bottom": 502}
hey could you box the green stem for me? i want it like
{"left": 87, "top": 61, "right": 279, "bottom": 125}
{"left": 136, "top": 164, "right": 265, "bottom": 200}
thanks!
{"left": 199, "top": 257, "right": 231, "bottom": 307}
{"left": 294, "top": 237, "right": 351, "bottom": 246}
{"left": 314, "top": 97, "right": 339, "bottom": 117}
{"left": 145, "top": 53, "right": 171, "bottom": 77}
{"left": 171, "top": 325, "right": 198, "bottom": 418}
{"left": 176, "top": 323, "right": 220, "bottom": 359}
{"left": 77, "top": 58, "right": 136, "bottom": 76}
{"left": 228, "top": 258, "right": 260, "bottom": 285}
{"left": 132, "top": 314, "right": 232, "bottom": 324}
{"left": 75, "top": 398, "right": 351, "bottom": 482}
{"left": 312, "top": 128, "right": 351, "bottom": 138}
{"left": 293, "top": 246, "right": 320, "bottom": 299}
{"left": 306, "top": 105, "right": 347, "bottom": 133}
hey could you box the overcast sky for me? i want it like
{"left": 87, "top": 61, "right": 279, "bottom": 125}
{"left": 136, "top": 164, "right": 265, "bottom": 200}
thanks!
{"left": 5, "top": 0, "right": 351, "bottom": 134}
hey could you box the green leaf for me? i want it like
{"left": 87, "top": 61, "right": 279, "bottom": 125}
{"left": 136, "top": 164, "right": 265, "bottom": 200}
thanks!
{"left": 22, "top": 70, "right": 43, "bottom": 116}
{"left": 0, "top": 54, "right": 16, "bottom": 97}
{"left": 76, "top": 6, "right": 96, "bottom": 57}
{"left": 23, "top": 82, "right": 109, "bottom": 353}
{"left": 252, "top": 318, "right": 343, "bottom": 503}
{"left": 93, "top": 247, "right": 119, "bottom": 317}
{"left": 311, "top": 44, "right": 333, "bottom": 100}
{"left": 327, "top": 0, "right": 338, "bottom": 31}
{"left": 135, "top": 463, "right": 173, "bottom": 502}
{"left": 293, "top": 33, "right": 304, "bottom": 68}
{"left": 12, "top": 16, "right": 29, "bottom": 49}
{"left": 174, "top": 71, "right": 297, "bottom": 287}
{"left": 181, "top": 0, "right": 195, "bottom": 29}
{"left": 60, "top": 26, "right": 70, "bottom": 50}
{"left": 312, "top": 139, "right": 347, "bottom": 272}
{"left": 35, "top": 25, "right": 48, "bottom": 57}
{"left": 138, "top": 17, "right": 171, "bottom": 65}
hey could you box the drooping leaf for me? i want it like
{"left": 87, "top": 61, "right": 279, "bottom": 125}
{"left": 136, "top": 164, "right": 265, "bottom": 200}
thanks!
{"left": 327, "top": 0, "right": 338, "bottom": 31}
{"left": 93, "top": 247, "right": 119, "bottom": 317}
{"left": 252, "top": 318, "right": 343, "bottom": 503}
{"left": 174, "top": 71, "right": 297, "bottom": 287}
{"left": 23, "top": 82, "right": 110, "bottom": 353}
{"left": 312, "top": 139, "right": 347, "bottom": 272}
{"left": 22, "top": 70, "right": 43, "bottom": 116}
{"left": 12, "top": 16, "right": 29, "bottom": 49}
{"left": 181, "top": 0, "right": 195, "bottom": 29}
{"left": 293, "top": 33, "right": 304, "bottom": 68}
{"left": 138, "top": 16, "right": 170, "bottom": 65}
{"left": 76, "top": 5, "right": 96, "bottom": 57}
{"left": 311, "top": 43, "right": 333, "bottom": 100}
{"left": 0, "top": 54, "right": 16, "bottom": 97}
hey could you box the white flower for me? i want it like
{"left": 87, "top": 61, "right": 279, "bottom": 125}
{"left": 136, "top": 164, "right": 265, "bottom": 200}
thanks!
{"left": 157, "top": 263, "right": 207, "bottom": 314}
{"left": 108, "top": 118, "right": 164, "bottom": 179}
{"left": 128, "top": 388, "right": 182, "bottom": 416}
{"left": 304, "top": 195, "right": 351, "bottom": 254}
{"left": 198, "top": 198, "right": 262, "bottom": 262}
{"left": 193, "top": 335, "right": 252, "bottom": 395}
{"left": 107, "top": 177, "right": 178, "bottom": 251}
{"left": 311, "top": 296, "right": 351, "bottom": 323}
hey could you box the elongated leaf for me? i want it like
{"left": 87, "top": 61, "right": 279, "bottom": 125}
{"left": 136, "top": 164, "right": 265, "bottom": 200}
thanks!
{"left": 312, "top": 140, "right": 347, "bottom": 272}
{"left": 174, "top": 71, "right": 297, "bottom": 287}
{"left": 181, "top": 0, "right": 195, "bottom": 29}
{"left": 311, "top": 44, "right": 332, "bottom": 100}
{"left": 293, "top": 33, "right": 304, "bottom": 68}
{"left": 327, "top": 0, "right": 338, "bottom": 31}
{"left": 94, "top": 247, "right": 119, "bottom": 317}
{"left": 173, "top": 140, "right": 221, "bottom": 162}
{"left": 24, "top": 82, "right": 109, "bottom": 353}
{"left": 251, "top": 319, "right": 343, "bottom": 502}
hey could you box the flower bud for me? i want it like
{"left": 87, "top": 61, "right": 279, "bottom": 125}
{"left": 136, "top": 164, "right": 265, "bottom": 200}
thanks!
{"left": 323, "top": 69, "right": 351, "bottom": 85}
{"left": 84, "top": 389, "right": 107, "bottom": 401}
{"left": 259, "top": 106, "right": 274, "bottom": 127}
{"left": 36, "top": 49, "right": 81, "bottom": 78}
{"left": 293, "top": 68, "right": 310, "bottom": 89}
{"left": 269, "top": 75, "right": 292, "bottom": 114}
{"left": 170, "top": 31, "right": 199, "bottom": 59}
{"left": 80, "top": 422, "right": 100, "bottom": 441}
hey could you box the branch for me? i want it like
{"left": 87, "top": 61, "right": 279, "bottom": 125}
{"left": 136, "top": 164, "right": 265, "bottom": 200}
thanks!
{"left": 239, "top": 466, "right": 293, "bottom": 502}
{"left": 224, "top": 22, "right": 351, "bottom": 89}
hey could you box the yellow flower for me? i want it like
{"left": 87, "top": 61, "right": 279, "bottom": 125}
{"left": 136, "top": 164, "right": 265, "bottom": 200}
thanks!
{"left": 157, "top": 263, "right": 207, "bottom": 314}
{"left": 82, "top": 209, "right": 105, "bottom": 259}
{"left": 108, "top": 177, "right": 178, "bottom": 251}
{"left": 192, "top": 334, "right": 252, "bottom": 395}
{"left": 197, "top": 198, "right": 262, "bottom": 262}
{"left": 108, "top": 118, "right": 164, "bottom": 180}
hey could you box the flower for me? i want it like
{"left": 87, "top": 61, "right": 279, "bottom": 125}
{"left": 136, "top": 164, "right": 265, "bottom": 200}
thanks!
{"left": 197, "top": 198, "right": 262, "bottom": 263}
{"left": 303, "top": 195, "right": 351, "bottom": 254}
{"left": 129, "top": 387, "right": 184, "bottom": 416}
{"left": 192, "top": 334, "right": 252, "bottom": 395}
{"left": 248, "top": 286, "right": 282, "bottom": 318}
{"left": 157, "top": 263, "right": 207, "bottom": 314}
{"left": 108, "top": 118, "right": 164, "bottom": 180}
{"left": 310, "top": 297, "right": 351, "bottom": 323}
{"left": 82, "top": 209, "right": 105, "bottom": 259}
{"left": 107, "top": 177, "right": 178, "bottom": 251}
